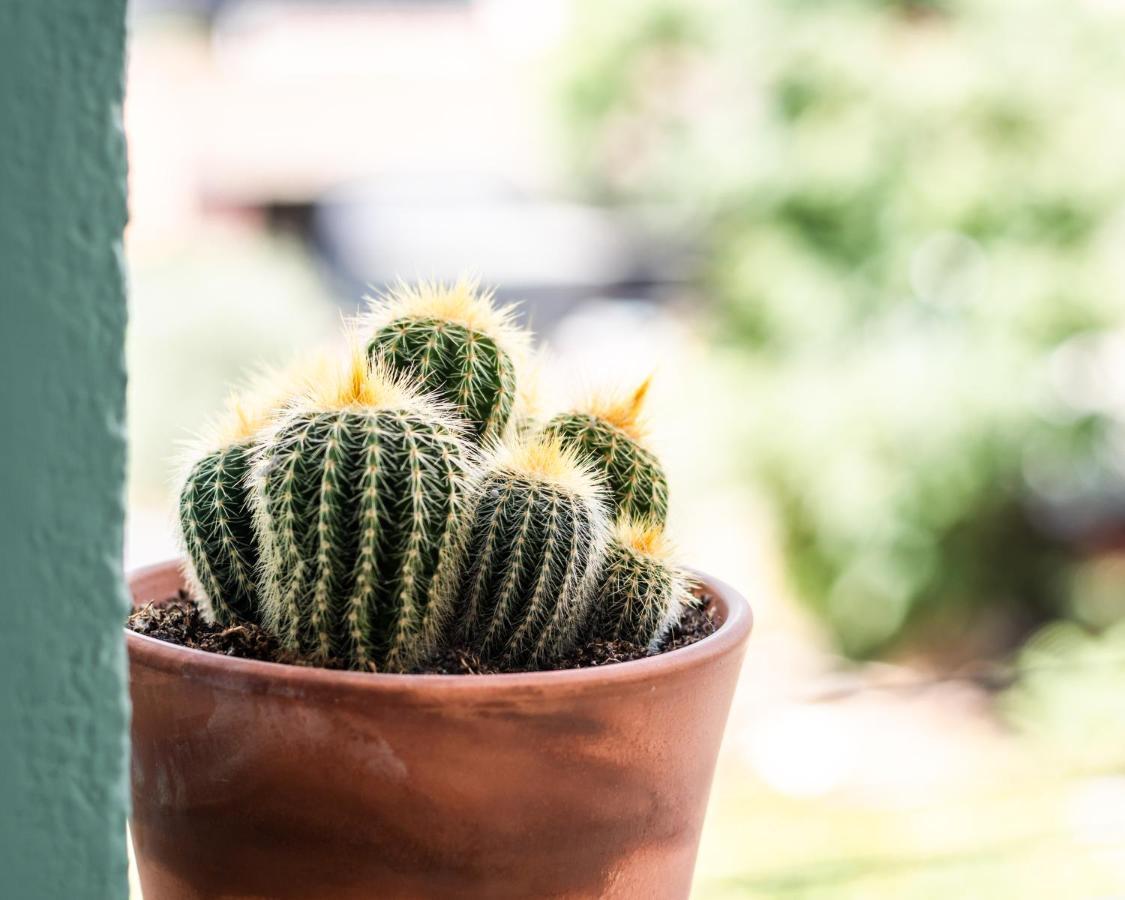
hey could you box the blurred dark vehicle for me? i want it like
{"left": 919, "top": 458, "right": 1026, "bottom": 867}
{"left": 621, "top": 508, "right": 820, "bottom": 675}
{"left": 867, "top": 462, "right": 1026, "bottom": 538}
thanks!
{"left": 309, "top": 172, "right": 687, "bottom": 329}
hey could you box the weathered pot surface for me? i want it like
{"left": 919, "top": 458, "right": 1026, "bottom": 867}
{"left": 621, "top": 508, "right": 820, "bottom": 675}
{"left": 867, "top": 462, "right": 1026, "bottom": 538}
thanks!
{"left": 127, "top": 559, "right": 751, "bottom": 900}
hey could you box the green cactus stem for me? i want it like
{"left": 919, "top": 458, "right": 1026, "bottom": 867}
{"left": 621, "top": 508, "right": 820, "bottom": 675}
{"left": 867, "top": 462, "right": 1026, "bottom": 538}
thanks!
{"left": 253, "top": 349, "right": 473, "bottom": 672}
{"left": 178, "top": 375, "right": 295, "bottom": 626}
{"left": 589, "top": 518, "right": 692, "bottom": 649}
{"left": 363, "top": 280, "right": 528, "bottom": 443}
{"left": 179, "top": 442, "right": 260, "bottom": 625}
{"left": 458, "top": 436, "right": 611, "bottom": 667}
{"left": 543, "top": 378, "right": 669, "bottom": 523}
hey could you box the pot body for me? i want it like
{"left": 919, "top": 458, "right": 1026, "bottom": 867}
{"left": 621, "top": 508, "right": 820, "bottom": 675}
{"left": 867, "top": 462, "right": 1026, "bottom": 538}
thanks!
{"left": 127, "top": 560, "right": 751, "bottom": 900}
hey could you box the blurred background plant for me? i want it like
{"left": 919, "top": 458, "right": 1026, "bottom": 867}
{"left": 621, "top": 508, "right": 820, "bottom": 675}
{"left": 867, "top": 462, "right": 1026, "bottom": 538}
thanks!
{"left": 123, "top": 0, "right": 1125, "bottom": 894}
{"left": 558, "top": 0, "right": 1125, "bottom": 659}
{"left": 1002, "top": 615, "right": 1125, "bottom": 769}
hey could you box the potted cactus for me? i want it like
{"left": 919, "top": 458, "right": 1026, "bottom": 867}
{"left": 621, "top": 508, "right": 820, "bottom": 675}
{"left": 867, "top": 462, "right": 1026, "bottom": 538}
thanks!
{"left": 126, "top": 281, "right": 751, "bottom": 899}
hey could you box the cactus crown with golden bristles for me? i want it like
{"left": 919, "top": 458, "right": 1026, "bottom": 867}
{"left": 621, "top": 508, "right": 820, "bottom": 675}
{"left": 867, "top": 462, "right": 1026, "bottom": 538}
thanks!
{"left": 588, "top": 517, "right": 692, "bottom": 648}
{"left": 542, "top": 379, "right": 670, "bottom": 524}
{"left": 362, "top": 279, "right": 529, "bottom": 444}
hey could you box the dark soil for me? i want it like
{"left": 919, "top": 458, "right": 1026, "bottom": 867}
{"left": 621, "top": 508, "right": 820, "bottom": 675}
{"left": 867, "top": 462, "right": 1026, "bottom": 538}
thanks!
{"left": 127, "top": 591, "right": 719, "bottom": 675}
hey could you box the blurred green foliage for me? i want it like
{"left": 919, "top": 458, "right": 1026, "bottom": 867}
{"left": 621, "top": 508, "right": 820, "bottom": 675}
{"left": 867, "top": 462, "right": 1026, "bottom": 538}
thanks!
{"left": 1002, "top": 616, "right": 1125, "bottom": 767}
{"left": 559, "top": 0, "right": 1125, "bottom": 656}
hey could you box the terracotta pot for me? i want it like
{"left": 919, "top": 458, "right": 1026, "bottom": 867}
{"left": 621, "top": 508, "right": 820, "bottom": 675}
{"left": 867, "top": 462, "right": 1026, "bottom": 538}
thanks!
{"left": 127, "top": 559, "right": 751, "bottom": 900}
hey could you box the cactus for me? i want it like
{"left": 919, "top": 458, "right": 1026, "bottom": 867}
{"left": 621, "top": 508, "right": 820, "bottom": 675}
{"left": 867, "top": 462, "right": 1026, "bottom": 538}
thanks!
{"left": 589, "top": 518, "right": 692, "bottom": 649}
{"left": 177, "top": 277, "right": 698, "bottom": 673}
{"left": 252, "top": 347, "right": 473, "bottom": 672}
{"left": 542, "top": 378, "right": 669, "bottom": 523}
{"left": 178, "top": 374, "right": 295, "bottom": 626}
{"left": 458, "top": 436, "right": 611, "bottom": 667}
{"left": 180, "top": 442, "right": 260, "bottom": 625}
{"left": 363, "top": 279, "right": 528, "bottom": 443}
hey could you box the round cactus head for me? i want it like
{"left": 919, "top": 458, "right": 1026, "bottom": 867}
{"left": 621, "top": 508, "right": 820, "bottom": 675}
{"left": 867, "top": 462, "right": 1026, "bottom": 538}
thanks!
{"left": 458, "top": 434, "right": 611, "bottom": 668}
{"left": 177, "top": 368, "right": 297, "bottom": 626}
{"left": 362, "top": 279, "right": 529, "bottom": 444}
{"left": 590, "top": 517, "right": 693, "bottom": 649}
{"left": 252, "top": 344, "right": 475, "bottom": 672}
{"left": 542, "top": 377, "right": 669, "bottom": 524}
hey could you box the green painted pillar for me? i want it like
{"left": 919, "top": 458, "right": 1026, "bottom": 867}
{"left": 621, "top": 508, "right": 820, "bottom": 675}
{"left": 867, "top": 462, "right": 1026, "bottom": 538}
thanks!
{"left": 0, "top": 1, "right": 130, "bottom": 897}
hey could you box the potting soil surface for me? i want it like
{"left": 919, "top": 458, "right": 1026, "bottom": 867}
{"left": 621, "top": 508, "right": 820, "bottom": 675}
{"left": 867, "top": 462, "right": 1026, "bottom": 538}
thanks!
{"left": 127, "top": 591, "right": 719, "bottom": 674}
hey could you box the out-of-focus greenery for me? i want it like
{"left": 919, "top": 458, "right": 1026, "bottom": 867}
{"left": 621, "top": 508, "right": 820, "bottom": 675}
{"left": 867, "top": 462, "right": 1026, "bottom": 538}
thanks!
{"left": 1002, "top": 614, "right": 1125, "bottom": 768}
{"left": 559, "top": 0, "right": 1125, "bottom": 657}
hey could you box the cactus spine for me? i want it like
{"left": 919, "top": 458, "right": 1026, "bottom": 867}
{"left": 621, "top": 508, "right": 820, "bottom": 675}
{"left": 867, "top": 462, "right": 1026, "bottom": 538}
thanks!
{"left": 458, "top": 437, "right": 610, "bottom": 667}
{"left": 543, "top": 379, "right": 669, "bottom": 523}
{"left": 590, "top": 518, "right": 692, "bottom": 649}
{"left": 178, "top": 377, "right": 294, "bottom": 626}
{"left": 364, "top": 280, "right": 527, "bottom": 443}
{"left": 253, "top": 348, "right": 473, "bottom": 672}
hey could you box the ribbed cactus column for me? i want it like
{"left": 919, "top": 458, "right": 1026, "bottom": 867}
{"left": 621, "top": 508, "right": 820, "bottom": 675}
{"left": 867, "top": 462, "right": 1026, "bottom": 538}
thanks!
{"left": 253, "top": 350, "right": 472, "bottom": 671}
{"left": 457, "top": 437, "right": 611, "bottom": 667}
{"left": 543, "top": 379, "right": 669, "bottom": 523}
{"left": 364, "top": 280, "right": 527, "bottom": 443}
{"left": 589, "top": 518, "right": 692, "bottom": 649}
{"left": 178, "top": 383, "right": 289, "bottom": 626}
{"left": 180, "top": 442, "right": 260, "bottom": 625}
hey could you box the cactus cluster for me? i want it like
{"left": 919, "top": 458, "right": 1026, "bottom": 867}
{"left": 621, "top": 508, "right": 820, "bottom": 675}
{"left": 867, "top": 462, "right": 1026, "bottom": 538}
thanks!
{"left": 177, "top": 280, "right": 694, "bottom": 672}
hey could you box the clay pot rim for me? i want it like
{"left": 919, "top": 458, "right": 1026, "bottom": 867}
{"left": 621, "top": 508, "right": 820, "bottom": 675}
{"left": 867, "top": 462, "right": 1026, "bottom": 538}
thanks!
{"left": 125, "top": 558, "right": 752, "bottom": 696}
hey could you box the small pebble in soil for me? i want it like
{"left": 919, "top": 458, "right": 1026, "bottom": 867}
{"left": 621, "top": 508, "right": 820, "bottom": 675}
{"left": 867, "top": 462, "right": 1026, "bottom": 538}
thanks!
{"left": 127, "top": 590, "right": 718, "bottom": 675}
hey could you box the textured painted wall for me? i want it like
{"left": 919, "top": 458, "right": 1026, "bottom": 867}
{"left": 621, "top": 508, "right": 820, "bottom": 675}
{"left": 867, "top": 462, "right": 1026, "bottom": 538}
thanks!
{"left": 0, "top": 1, "right": 130, "bottom": 897}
